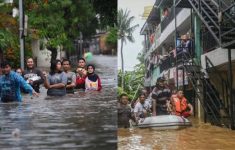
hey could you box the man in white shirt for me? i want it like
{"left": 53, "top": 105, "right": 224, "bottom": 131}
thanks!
{"left": 134, "top": 93, "right": 151, "bottom": 123}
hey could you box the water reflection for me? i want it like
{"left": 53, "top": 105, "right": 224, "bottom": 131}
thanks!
{"left": 0, "top": 56, "right": 117, "bottom": 150}
{"left": 118, "top": 118, "right": 235, "bottom": 150}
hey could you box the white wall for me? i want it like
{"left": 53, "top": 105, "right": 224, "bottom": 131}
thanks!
{"left": 31, "top": 39, "right": 66, "bottom": 68}
{"left": 145, "top": 8, "right": 191, "bottom": 59}
{"left": 201, "top": 48, "right": 235, "bottom": 69}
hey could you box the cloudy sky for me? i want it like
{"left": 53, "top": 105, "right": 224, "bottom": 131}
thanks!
{"left": 118, "top": 0, "right": 155, "bottom": 71}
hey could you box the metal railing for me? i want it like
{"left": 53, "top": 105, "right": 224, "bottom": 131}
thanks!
{"left": 187, "top": 0, "right": 221, "bottom": 45}
{"left": 161, "top": 7, "right": 182, "bottom": 32}
{"left": 158, "top": 39, "right": 194, "bottom": 72}
{"left": 202, "top": 31, "right": 219, "bottom": 53}
{"left": 178, "top": 51, "right": 232, "bottom": 128}
{"left": 205, "top": 56, "right": 231, "bottom": 114}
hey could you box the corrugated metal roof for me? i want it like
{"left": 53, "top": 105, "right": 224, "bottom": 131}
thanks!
{"left": 142, "top": 6, "right": 153, "bottom": 19}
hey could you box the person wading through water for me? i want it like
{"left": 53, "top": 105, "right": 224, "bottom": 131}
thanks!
{"left": 62, "top": 59, "right": 76, "bottom": 94}
{"left": 85, "top": 64, "right": 102, "bottom": 91}
{"left": 134, "top": 93, "right": 151, "bottom": 124}
{"left": 76, "top": 58, "right": 87, "bottom": 90}
{"left": 44, "top": 59, "right": 67, "bottom": 96}
{"left": 0, "top": 61, "right": 38, "bottom": 102}
{"left": 23, "top": 57, "right": 44, "bottom": 93}
{"left": 118, "top": 93, "right": 132, "bottom": 128}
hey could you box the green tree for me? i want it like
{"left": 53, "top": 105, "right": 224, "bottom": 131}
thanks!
{"left": 117, "top": 8, "right": 139, "bottom": 89}
{"left": 91, "top": 0, "right": 117, "bottom": 29}
{"left": 25, "top": 0, "right": 97, "bottom": 62}
{"left": 118, "top": 62, "right": 145, "bottom": 100}
{"left": 0, "top": 0, "right": 116, "bottom": 66}
{"left": 0, "top": 2, "right": 32, "bottom": 67}
{"left": 106, "top": 26, "right": 117, "bottom": 54}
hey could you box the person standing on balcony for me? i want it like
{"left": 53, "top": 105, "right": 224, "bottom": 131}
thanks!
{"left": 176, "top": 34, "right": 191, "bottom": 62}
{"left": 161, "top": 7, "right": 169, "bottom": 20}
{"left": 184, "top": 33, "right": 193, "bottom": 57}
{"left": 151, "top": 77, "right": 172, "bottom": 116}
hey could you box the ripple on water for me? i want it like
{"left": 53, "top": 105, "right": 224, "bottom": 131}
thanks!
{"left": 0, "top": 55, "right": 117, "bottom": 149}
{"left": 118, "top": 118, "right": 235, "bottom": 150}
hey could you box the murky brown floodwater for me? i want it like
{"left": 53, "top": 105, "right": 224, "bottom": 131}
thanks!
{"left": 0, "top": 55, "right": 117, "bottom": 150}
{"left": 118, "top": 117, "right": 235, "bottom": 150}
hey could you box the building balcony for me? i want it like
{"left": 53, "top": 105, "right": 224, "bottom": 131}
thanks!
{"left": 144, "top": 8, "right": 191, "bottom": 60}
{"left": 201, "top": 48, "right": 235, "bottom": 69}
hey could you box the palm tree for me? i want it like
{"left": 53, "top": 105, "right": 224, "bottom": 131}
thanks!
{"left": 118, "top": 8, "right": 139, "bottom": 89}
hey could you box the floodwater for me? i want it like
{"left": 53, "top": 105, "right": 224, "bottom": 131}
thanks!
{"left": 0, "top": 55, "right": 117, "bottom": 150}
{"left": 118, "top": 118, "right": 235, "bottom": 150}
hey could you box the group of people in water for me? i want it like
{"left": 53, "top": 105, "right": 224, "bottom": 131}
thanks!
{"left": 0, "top": 57, "right": 102, "bottom": 102}
{"left": 118, "top": 77, "right": 193, "bottom": 128}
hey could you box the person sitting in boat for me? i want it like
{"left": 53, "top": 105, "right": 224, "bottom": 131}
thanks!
{"left": 171, "top": 90, "right": 193, "bottom": 118}
{"left": 85, "top": 64, "right": 102, "bottom": 91}
{"left": 118, "top": 93, "right": 132, "bottom": 128}
{"left": 169, "top": 89, "right": 177, "bottom": 114}
{"left": 134, "top": 93, "right": 151, "bottom": 123}
{"left": 151, "top": 77, "right": 172, "bottom": 116}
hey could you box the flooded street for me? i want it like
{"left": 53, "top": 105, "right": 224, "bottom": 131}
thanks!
{"left": 0, "top": 55, "right": 117, "bottom": 150}
{"left": 118, "top": 118, "right": 235, "bottom": 150}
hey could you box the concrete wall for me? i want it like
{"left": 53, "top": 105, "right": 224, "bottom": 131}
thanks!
{"left": 159, "top": 9, "right": 191, "bottom": 45}
{"left": 201, "top": 48, "right": 235, "bottom": 69}
{"left": 144, "top": 8, "right": 191, "bottom": 60}
{"left": 31, "top": 39, "right": 66, "bottom": 68}
{"left": 201, "top": 48, "right": 235, "bottom": 106}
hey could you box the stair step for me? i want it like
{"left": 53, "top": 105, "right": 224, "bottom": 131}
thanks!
{"left": 207, "top": 21, "right": 219, "bottom": 27}
{"left": 203, "top": 15, "right": 218, "bottom": 20}
{"left": 203, "top": 0, "right": 218, "bottom": 9}
{"left": 202, "top": 6, "right": 218, "bottom": 13}
{"left": 222, "top": 36, "right": 235, "bottom": 40}
{"left": 205, "top": 12, "right": 217, "bottom": 18}
{"left": 221, "top": 27, "right": 235, "bottom": 31}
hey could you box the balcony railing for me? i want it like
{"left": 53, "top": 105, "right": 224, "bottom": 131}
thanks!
{"left": 202, "top": 31, "right": 219, "bottom": 53}
{"left": 159, "top": 39, "right": 194, "bottom": 73}
{"left": 161, "top": 8, "right": 182, "bottom": 32}
{"left": 159, "top": 53, "right": 175, "bottom": 72}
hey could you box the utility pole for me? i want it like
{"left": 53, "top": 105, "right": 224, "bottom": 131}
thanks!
{"left": 79, "top": 32, "right": 83, "bottom": 58}
{"left": 19, "top": 0, "right": 25, "bottom": 69}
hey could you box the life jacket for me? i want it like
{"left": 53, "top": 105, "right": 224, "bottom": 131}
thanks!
{"left": 85, "top": 77, "right": 98, "bottom": 90}
{"left": 173, "top": 96, "right": 188, "bottom": 116}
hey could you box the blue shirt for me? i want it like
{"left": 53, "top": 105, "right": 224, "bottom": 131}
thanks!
{"left": 0, "top": 71, "right": 34, "bottom": 102}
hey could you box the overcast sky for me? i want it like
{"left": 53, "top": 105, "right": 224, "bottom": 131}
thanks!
{"left": 118, "top": 0, "right": 155, "bottom": 71}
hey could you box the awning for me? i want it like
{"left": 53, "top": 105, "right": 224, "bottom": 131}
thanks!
{"left": 142, "top": 6, "right": 153, "bottom": 19}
